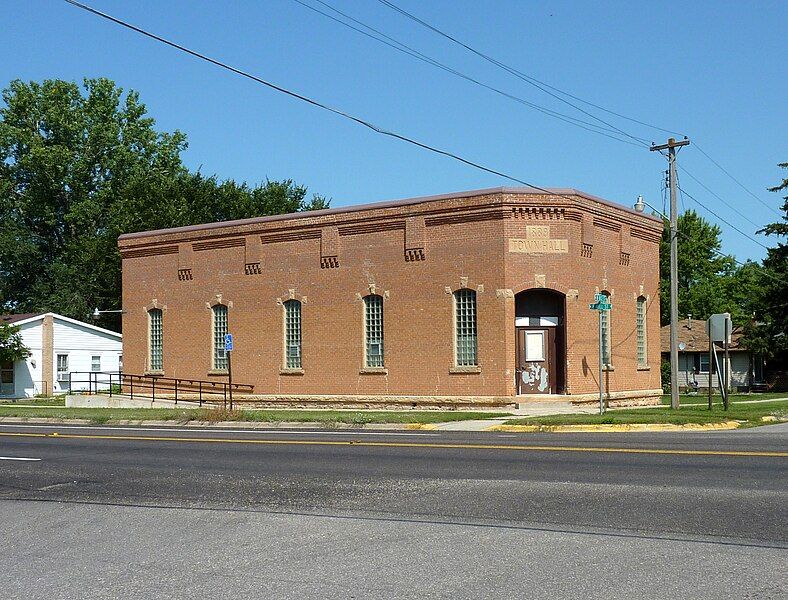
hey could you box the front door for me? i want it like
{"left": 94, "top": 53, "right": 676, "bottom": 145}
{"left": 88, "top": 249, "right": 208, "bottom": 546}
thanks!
{"left": 0, "top": 361, "right": 14, "bottom": 396}
{"left": 516, "top": 328, "right": 556, "bottom": 394}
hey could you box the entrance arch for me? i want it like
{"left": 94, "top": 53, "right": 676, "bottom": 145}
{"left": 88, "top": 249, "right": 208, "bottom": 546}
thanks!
{"left": 514, "top": 289, "right": 566, "bottom": 394}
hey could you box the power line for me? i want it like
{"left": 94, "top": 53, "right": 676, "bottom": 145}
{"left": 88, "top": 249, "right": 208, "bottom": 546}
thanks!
{"left": 64, "top": 0, "right": 776, "bottom": 273}
{"left": 376, "top": 0, "right": 662, "bottom": 148}
{"left": 62, "top": 0, "right": 546, "bottom": 189}
{"left": 677, "top": 186, "right": 770, "bottom": 250}
{"left": 291, "top": 0, "right": 646, "bottom": 147}
{"left": 694, "top": 143, "right": 782, "bottom": 217}
{"left": 678, "top": 165, "right": 763, "bottom": 230}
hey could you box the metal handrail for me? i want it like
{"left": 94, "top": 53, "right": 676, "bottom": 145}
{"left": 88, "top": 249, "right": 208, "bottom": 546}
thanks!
{"left": 67, "top": 371, "right": 254, "bottom": 408}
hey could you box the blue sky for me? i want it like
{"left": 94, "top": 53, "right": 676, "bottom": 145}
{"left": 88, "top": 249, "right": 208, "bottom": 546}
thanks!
{"left": 3, "top": 1, "right": 786, "bottom": 261}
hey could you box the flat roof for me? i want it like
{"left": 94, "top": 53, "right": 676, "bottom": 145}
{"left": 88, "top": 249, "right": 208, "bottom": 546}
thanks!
{"left": 119, "top": 186, "right": 662, "bottom": 241}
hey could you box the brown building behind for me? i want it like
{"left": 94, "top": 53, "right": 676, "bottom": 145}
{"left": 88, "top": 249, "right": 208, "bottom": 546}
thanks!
{"left": 119, "top": 187, "right": 663, "bottom": 406}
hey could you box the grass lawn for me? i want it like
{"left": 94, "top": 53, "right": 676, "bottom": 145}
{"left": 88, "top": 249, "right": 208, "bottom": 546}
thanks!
{"left": 0, "top": 397, "right": 66, "bottom": 407}
{"left": 660, "top": 392, "right": 787, "bottom": 405}
{"left": 0, "top": 406, "right": 511, "bottom": 426}
{"left": 506, "top": 399, "right": 788, "bottom": 428}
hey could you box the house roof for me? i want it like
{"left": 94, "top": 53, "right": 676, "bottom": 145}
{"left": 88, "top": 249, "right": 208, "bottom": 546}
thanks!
{"left": 0, "top": 312, "right": 45, "bottom": 324}
{"left": 0, "top": 312, "right": 122, "bottom": 339}
{"left": 660, "top": 319, "right": 746, "bottom": 353}
{"left": 118, "top": 185, "right": 662, "bottom": 241}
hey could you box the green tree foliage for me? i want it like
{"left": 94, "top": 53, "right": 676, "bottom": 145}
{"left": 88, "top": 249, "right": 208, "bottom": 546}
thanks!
{"left": 0, "top": 78, "right": 327, "bottom": 324}
{"left": 0, "top": 323, "right": 30, "bottom": 363}
{"left": 659, "top": 210, "right": 740, "bottom": 325}
{"left": 744, "top": 163, "right": 788, "bottom": 360}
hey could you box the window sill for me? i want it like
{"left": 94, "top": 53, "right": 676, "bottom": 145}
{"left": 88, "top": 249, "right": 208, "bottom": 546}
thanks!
{"left": 144, "top": 370, "right": 164, "bottom": 377}
{"left": 359, "top": 367, "right": 388, "bottom": 375}
{"left": 280, "top": 368, "right": 305, "bottom": 376}
{"left": 207, "top": 370, "right": 229, "bottom": 376}
{"left": 602, "top": 365, "right": 615, "bottom": 372}
{"left": 637, "top": 364, "right": 651, "bottom": 371}
{"left": 449, "top": 366, "right": 481, "bottom": 374}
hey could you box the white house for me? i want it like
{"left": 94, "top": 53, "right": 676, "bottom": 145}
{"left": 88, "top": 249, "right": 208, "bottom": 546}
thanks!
{"left": 1, "top": 312, "right": 122, "bottom": 398}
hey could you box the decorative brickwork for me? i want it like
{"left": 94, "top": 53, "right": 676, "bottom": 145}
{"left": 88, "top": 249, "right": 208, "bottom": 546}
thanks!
{"left": 404, "top": 248, "right": 425, "bottom": 262}
{"left": 581, "top": 243, "right": 593, "bottom": 258}
{"left": 320, "top": 256, "right": 340, "bottom": 269}
{"left": 244, "top": 262, "right": 261, "bottom": 275}
{"left": 177, "top": 268, "right": 193, "bottom": 281}
{"left": 620, "top": 252, "right": 631, "bottom": 266}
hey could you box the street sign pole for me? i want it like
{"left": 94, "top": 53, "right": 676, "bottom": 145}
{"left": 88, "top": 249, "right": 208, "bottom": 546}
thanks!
{"left": 598, "top": 308, "right": 604, "bottom": 415}
{"left": 227, "top": 349, "right": 233, "bottom": 411}
{"left": 589, "top": 293, "right": 611, "bottom": 415}
{"left": 224, "top": 333, "right": 234, "bottom": 411}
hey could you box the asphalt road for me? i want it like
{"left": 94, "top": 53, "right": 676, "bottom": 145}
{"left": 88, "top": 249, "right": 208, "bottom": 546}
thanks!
{"left": 1, "top": 423, "right": 786, "bottom": 599}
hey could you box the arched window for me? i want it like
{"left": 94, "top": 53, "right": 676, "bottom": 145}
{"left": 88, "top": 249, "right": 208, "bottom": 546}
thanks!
{"left": 636, "top": 296, "right": 647, "bottom": 366}
{"left": 454, "top": 288, "right": 477, "bottom": 366}
{"left": 599, "top": 291, "right": 612, "bottom": 367}
{"left": 148, "top": 308, "right": 163, "bottom": 372}
{"left": 284, "top": 300, "right": 302, "bottom": 369}
{"left": 212, "top": 304, "right": 228, "bottom": 370}
{"left": 364, "top": 295, "right": 384, "bottom": 367}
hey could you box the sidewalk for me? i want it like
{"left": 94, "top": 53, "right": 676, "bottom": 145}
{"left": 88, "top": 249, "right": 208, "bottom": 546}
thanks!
{"left": 430, "top": 401, "right": 597, "bottom": 431}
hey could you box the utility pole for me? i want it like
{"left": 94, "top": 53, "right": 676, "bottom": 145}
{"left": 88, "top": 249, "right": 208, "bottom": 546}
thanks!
{"left": 650, "top": 137, "right": 690, "bottom": 410}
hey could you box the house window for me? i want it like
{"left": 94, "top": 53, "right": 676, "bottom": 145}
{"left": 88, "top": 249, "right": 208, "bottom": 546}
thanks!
{"left": 636, "top": 296, "right": 647, "bottom": 365}
{"left": 284, "top": 300, "right": 302, "bottom": 369}
{"left": 454, "top": 288, "right": 478, "bottom": 366}
{"left": 600, "top": 291, "right": 612, "bottom": 367}
{"left": 148, "top": 308, "right": 163, "bottom": 372}
{"left": 212, "top": 304, "right": 228, "bottom": 370}
{"left": 364, "top": 295, "right": 384, "bottom": 367}
{"left": 694, "top": 353, "right": 714, "bottom": 374}
{"left": 57, "top": 354, "right": 69, "bottom": 381}
{"left": 91, "top": 355, "right": 101, "bottom": 372}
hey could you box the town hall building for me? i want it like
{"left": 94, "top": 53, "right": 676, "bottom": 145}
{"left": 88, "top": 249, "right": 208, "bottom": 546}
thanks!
{"left": 118, "top": 187, "right": 663, "bottom": 407}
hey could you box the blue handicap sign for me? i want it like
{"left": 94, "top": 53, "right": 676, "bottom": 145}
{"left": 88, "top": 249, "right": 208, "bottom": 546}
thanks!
{"left": 224, "top": 333, "right": 233, "bottom": 352}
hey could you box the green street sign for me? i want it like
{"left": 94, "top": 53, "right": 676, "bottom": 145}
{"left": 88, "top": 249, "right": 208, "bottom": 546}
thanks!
{"left": 589, "top": 302, "right": 612, "bottom": 311}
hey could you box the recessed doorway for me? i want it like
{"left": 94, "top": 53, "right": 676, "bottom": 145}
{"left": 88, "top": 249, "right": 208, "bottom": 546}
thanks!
{"left": 515, "top": 289, "right": 566, "bottom": 394}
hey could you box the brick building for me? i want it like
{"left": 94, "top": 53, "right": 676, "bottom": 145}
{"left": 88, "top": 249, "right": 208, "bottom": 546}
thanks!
{"left": 118, "top": 187, "right": 663, "bottom": 407}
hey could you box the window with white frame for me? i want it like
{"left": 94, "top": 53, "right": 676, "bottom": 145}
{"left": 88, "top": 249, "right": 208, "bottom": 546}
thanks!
{"left": 364, "top": 295, "right": 384, "bottom": 367}
{"left": 284, "top": 300, "right": 302, "bottom": 369}
{"left": 56, "top": 354, "right": 69, "bottom": 381}
{"left": 636, "top": 296, "right": 647, "bottom": 366}
{"left": 454, "top": 288, "right": 478, "bottom": 366}
{"left": 600, "top": 291, "right": 612, "bottom": 367}
{"left": 91, "top": 355, "right": 101, "bottom": 372}
{"left": 212, "top": 304, "right": 228, "bottom": 370}
{"left": 149, "top": 308, "right": 163, "bottom": 371}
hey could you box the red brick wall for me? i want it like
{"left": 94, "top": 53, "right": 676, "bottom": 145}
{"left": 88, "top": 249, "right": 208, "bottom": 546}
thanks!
{"left": 120, "top": 189, "right": 662, "bottom": 399}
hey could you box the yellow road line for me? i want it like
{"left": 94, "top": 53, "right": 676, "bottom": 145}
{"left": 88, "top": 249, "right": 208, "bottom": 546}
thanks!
{"left": 0, "top": 431, "right": 786, "bottom": 457}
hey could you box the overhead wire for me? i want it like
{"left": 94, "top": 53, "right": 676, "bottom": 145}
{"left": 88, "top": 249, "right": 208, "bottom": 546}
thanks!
{"left": 677, "top": 186, "right": 770, "bottom": 250}
{"left": 62, "top": 0, "right": 653, "bottom": 233}
{"left": 291, "top": 0, "right": 647, "bottom": 147}
{"left": 376, "top": 0, "right": 657, "bottom": 148}
{"left": 376, "top": 0, "right": 782, "bottom": 237}
{"left": 64, "top": 0, "right": 776, "bottom": 268}
{"left": 678, "top": 165, "right": 763, "bottom": 230}
{"left": 694, "top": 143, "right": 782, "bottom": 217}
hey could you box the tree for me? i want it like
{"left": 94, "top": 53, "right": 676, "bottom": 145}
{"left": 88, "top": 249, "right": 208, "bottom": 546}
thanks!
{"left": 0, "top": 78, "right": 328, "bottom": 325}
{"left": 744, "top": 163, "right": 788, "bottom": 362}
{"left": 659, "top": 210, "right": 738, "bottom": 325}
{"left": 0, "top": 323, "right": 30, "bottom": 363}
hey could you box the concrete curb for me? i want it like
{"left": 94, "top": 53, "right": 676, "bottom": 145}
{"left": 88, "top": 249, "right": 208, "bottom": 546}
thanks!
{"left": 0, "top": 416, "right": 428, "bottom": 431}
{"left": 487, "top": 421, "right": 742, "bottom": 433}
